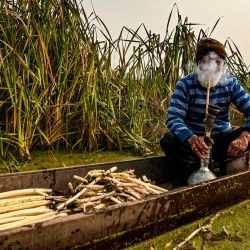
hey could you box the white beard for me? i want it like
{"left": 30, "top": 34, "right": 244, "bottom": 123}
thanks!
{"left": 197, "top": 70, "right": 223, "bottom": 88}
{"left": 196, "top": 65, "right": 223, "bottom": 88}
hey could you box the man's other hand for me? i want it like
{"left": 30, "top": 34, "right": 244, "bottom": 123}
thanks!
{"left": 227, "top": 131, "right": 250, "bottom": 158}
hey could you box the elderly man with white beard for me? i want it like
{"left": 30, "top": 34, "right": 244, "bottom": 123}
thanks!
{"left": 160, "top": 38, "right": 250, "bottom": 183}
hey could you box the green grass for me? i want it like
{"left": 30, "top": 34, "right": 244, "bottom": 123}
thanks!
{"left": 0, "top": 149, "right": 164, "bottom": 173}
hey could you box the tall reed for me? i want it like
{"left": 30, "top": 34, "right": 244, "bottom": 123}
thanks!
{"left": 0, "top": 1, "right": 249, "bottom": 162}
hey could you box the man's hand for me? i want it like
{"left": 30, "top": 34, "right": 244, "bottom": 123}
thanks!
{"left": 187, "top": 135, "right": 209, "bottom": 160}
{"left": 227, "top": 131, "right": 250, "bottom": 158}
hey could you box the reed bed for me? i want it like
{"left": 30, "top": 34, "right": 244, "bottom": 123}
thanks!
{"left": 0, "top": 1, "right": 249, "bottom": 164}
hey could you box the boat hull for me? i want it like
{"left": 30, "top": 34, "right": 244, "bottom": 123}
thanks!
{"left": 0, "top": 155, "right": 249, "bottom": 249}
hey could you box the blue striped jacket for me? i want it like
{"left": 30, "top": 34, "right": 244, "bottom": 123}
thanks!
{"left": 167, "top": 72, "right": 250, "bottom": 142}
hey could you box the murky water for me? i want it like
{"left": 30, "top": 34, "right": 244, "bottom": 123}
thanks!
{"left": 125, "top": 199, "right": 250, "bottom": 250}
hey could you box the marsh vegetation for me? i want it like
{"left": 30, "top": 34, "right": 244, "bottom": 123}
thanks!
{"left": 0, "top": 0, "right": 249, "bottom": 170}
{"left": 126, "top": 199, "right": 250, "bottom": 250}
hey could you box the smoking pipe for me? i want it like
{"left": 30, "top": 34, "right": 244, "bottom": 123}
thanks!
{"left": 187, "top": 104, "right": 220, "bottom": 185}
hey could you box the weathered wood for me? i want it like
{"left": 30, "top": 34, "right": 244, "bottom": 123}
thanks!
{"left": 0, "top": 156, "right": 170, "bottom": 192}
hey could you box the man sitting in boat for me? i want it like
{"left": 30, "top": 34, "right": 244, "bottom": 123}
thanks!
{"left": 160, "top": 37, "right": 250, "bottom": 180}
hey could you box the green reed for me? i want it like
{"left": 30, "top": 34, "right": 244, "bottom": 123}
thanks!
{"left": 0, "top": 1, "right": 249, "bottom": 162}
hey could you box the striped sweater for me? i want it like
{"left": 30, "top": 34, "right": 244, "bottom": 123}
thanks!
{"left": 167, "top": 72, "right": 250, "bottom": 142}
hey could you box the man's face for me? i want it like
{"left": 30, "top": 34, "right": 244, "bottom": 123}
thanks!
{"left": 196, "top": 52, "right": 225, "bottom": 88}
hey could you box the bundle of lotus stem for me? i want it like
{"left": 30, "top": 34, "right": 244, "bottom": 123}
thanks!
{"left": 0, "top": 188, "right": 67, "bottom": 231}
{"left": 56, "top": 166, "right": 168, "bottom": 211}
{"left": 0, "top": 167, "right": 167, "bottom": 231}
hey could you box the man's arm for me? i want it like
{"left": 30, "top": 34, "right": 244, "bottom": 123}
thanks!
{"left": 167, "top": 80, "right": 194, "bottom": 142}
{"left": 168, "top": 80, "right": 209, "bottom": 160}
{"left": 231, "top": 79, "right": 250, "bottom": 128}
{"left": 228, "top": 79, "right": 250, "bottom": 157}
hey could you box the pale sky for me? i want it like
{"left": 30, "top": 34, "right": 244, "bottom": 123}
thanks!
{"left": 81, "top": 0, "right": 250, "bottom": 66}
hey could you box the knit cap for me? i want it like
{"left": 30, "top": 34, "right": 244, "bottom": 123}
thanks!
{"left": 195, "top": 38, "right": 227, "bottom": 63}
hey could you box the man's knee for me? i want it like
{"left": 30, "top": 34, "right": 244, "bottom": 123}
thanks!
{"left": 160, "top": 132, "right": 177, "bottom": 152}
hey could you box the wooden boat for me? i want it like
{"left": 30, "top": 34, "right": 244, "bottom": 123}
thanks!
{"left": 0, "top": 152, "right": 249, "bottom": 250}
